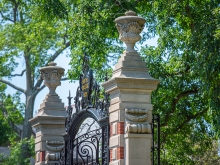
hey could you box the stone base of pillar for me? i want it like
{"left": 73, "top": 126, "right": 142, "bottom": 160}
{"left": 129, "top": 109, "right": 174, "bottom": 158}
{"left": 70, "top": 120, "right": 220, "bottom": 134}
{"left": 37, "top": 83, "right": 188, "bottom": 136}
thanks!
{"left": 35, "top": 162, "right": 45, "bottom": 165}
{"left": 125, "top": 133, "right": 152, "bottom": 165}
{"left": 110, "top": 159, "right": 125, "bottom": 165}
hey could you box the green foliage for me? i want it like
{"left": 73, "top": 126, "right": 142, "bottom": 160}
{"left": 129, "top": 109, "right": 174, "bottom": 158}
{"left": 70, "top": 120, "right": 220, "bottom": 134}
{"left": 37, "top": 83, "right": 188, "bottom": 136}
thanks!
{"left": 0, "top": 0, "right": 71, "bottom": 141}
{"left": 140, "top": 0, "right": 220, "bottom": 163}
{"left": 0, "top": 1, "right": 67, "bottom": 78}
{"left": 0, "top": 137, "right": 35, "bottom": 165}
{"left": 0, "top": 83, "right": 24, "bottom": 145}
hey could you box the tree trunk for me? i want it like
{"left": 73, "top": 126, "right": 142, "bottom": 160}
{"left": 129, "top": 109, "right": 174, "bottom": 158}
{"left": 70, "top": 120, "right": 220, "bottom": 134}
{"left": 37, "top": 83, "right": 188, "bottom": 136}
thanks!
{"left": 22, "top": 93, "right": 35, "bottom": 139}
{"left": 20, "top": 92, "right": 36, "bottom": 162}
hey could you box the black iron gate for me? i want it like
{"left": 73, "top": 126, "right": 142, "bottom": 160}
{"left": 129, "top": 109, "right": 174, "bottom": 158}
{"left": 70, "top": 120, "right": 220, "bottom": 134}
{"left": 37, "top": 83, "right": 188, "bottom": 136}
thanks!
{"left": 58, "top": 55, "right": 110, "bottom": 165}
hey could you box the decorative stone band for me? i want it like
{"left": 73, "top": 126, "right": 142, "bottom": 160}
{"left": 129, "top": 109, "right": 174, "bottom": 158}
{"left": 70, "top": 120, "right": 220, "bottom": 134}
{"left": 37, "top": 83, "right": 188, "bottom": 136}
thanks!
{"left": 126, "top": 123, "right": 151, "bottom": 134}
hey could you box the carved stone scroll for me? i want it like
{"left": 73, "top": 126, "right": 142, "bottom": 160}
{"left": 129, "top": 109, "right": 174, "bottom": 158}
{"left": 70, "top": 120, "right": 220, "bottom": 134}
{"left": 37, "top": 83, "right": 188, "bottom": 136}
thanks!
{"left": 125, "top": 113, "right": 147, "bottom": 122}
{"left": 46, "top": 141, "right": 64, "bottom": 152}
{"left": 126, "top": 123, "right": 151, "bottom": 134}
{"left": 125, "top": 108, "right": 151, "bottom": 134}
{"left": 46, "top": 152, "right": 60, "bottom": 161}
{"left": 45, "top": 141, "right": 64, "bottom": 162}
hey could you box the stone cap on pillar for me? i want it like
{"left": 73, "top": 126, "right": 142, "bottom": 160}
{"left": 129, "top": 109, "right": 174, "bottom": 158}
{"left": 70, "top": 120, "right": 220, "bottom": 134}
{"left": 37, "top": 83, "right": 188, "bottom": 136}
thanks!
{"left": 102, "top": 10, "right": 159, "bottom": 92}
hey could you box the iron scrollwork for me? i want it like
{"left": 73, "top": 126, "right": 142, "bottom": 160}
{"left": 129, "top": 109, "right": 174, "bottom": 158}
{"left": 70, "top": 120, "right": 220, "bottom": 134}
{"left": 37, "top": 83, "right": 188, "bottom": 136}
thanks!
{"left": 72, "top": 128, "right": 102, "bottom": 165}
{"left": 60, "top": 54, "right": 110, "bottom": 165}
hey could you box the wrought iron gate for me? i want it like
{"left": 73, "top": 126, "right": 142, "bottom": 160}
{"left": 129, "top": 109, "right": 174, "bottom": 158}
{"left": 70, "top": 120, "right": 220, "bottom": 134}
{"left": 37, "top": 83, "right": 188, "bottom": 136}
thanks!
{"left": 152, "top": 114, "right": 160, "bottom": 165}
{"left": 58, "top": 55, "right": 110, "bottom": 165}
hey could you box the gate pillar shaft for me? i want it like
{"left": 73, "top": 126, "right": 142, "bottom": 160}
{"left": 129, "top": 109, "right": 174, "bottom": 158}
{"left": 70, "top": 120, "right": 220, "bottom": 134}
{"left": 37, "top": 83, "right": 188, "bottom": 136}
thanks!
{"left": 29, "top": 63, "right": 66, "bottom": 165}
{"left": 102, "top": 11, "right": 159, "bottom": 165}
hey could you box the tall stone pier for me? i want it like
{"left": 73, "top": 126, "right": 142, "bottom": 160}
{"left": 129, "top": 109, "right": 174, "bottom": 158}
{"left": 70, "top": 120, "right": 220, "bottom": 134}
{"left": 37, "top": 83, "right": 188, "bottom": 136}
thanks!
{"left": 102, "top": 11, "right": 159, "bottom": 165}
{"left": 29, "top": 62, "right": 66, "bottom": 165}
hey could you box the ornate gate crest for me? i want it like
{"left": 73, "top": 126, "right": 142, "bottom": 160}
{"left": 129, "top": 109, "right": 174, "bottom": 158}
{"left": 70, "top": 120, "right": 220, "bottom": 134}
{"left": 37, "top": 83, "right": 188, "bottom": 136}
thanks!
{"left": 59, "top": 54, "right": 110, "bottom": 165}
{"left": 80, "top": 55, "right": 93, "bottom": 108}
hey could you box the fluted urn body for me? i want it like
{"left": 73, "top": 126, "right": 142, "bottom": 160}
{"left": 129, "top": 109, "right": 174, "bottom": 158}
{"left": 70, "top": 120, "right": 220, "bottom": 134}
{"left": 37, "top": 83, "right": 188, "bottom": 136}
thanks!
{"left": 40, "top": 62, "right": 65, "bottom": 95}
{"left": 115, "top": 10, "right": 146, "bottom": 52}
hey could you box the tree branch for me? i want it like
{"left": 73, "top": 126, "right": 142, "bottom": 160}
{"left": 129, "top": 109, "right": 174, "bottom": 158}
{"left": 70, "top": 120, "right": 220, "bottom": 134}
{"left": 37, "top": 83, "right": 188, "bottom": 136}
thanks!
{"left": 10, "top": 69, "right": 26, "bottom": 77}
{"left": 61, "top": 77, "right": 69, "bottom": 81}
{"left": 173, "top": 108, "right": 209, "bottom": 132}
{"left": 132, "top": 0, "right": 142, "bottom": 6}
{"left": 33, "top": 84, "right": 45, "bottom": 96}
{"left": 0, "top": 78, "right": 25, "bottom": 93}
{"left": 9, "top": 122, "right": 22, "bottom": 138}
{"left": 161, "top": 89, "right": 198, "bottom": 127}
{"left": 33, "top": 77, "right": 69, "bottom": 97}
{"left": 0, "top": 11, "right": 14, "bottom": 22}
{"left": 161, "top": 107, "right": 209, "bottom": 145}
{"left": 48, "top": 41, "right": 70, "bottom": 63}
{"left": 34, "top": 41, "right": 70, "bottom": 91}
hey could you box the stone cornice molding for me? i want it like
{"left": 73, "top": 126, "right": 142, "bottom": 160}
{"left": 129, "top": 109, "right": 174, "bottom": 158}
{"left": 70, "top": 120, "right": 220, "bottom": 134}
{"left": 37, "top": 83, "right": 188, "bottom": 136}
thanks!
{"left": 102, "top": 77, "right": 160, "bottom": 93}
{"left": 29, "top": 115, "right": 66, "bottom": 127}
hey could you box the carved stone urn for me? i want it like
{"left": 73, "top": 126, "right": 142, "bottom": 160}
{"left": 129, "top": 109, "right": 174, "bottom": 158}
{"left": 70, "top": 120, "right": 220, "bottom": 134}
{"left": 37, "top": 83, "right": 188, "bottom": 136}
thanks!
{"left": 115, "top": 10, "right": 146, "bottom": 52}
{"left": 40, "top": 62, "right": 65, "bottom": 95}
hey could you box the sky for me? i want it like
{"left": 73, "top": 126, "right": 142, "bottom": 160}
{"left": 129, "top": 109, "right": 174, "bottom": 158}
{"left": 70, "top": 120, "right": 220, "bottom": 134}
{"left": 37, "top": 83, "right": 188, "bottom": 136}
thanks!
{"left": 5, "top": 36, "right": 158, "bottom": 116}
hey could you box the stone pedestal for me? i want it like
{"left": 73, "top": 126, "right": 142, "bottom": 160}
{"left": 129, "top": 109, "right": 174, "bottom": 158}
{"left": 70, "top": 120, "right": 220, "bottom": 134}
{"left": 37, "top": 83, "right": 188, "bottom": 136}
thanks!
{"left": 102, "top": 11, "right": 159, "bottom": 165}
{"left": 29, "top": 62, "right": 66, "bottom": 165}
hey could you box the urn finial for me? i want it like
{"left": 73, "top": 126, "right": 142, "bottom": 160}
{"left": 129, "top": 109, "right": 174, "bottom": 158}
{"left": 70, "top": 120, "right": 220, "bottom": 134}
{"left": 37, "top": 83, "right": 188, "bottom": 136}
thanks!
{"left": 115, "top": 10, "right": 146, "bottom": 52}
{"left": 40, "top": 62, "right": 65, "bottom": 96}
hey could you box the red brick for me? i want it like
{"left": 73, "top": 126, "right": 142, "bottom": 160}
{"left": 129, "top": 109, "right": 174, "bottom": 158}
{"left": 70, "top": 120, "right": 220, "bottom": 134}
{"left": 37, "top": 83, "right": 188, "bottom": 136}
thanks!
{"left": 40, "top": 151, "right": 45, "bottom": 161}
{"left": 117, "top": 147, "right": 124, "bottom": 159}
{"left": 110, "top": 149, "right": 113, "bottom": 162}
{"left": 117, "top": 122, "right": 124, "bottom": 134}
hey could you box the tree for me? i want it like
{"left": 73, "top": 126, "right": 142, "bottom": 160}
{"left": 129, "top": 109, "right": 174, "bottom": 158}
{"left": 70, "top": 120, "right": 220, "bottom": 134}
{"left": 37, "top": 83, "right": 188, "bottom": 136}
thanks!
{"left": 0, "top": 1, "right": 70, "bottom": 140}
{"left": 140, "top": 0, "right": 220, "bottom": 163}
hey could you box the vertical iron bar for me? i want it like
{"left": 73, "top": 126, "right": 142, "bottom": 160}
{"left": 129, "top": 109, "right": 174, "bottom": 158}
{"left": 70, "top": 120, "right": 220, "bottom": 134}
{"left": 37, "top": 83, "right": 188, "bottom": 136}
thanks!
{"left": 152, "top": 115, "right": 155, "bottom": 165}
{"left": 157, "top": 115, "right": 160, "bottom": 165}
{"left": 107, "top": 125, "right": 109, "bottom": 165}
{"left": 70, "top": 140, "right": 73, "bottom": 165}
{"left": 65, "top": 141, "right": 67, "bottom": 165}
{"left": 102, "top": 126, "right": 105, "bottom": 165}
{"left": 76, "top": 138, "right": 78, "bottom": 164}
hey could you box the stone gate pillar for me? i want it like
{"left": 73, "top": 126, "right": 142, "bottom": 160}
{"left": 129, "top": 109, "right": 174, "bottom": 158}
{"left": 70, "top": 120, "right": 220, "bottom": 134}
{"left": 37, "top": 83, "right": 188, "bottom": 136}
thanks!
{"left": 29, "top": 62, "right": 66, "bottom": 165}
{"left": 102, "top": 11, "right": 159, "bottom": 165}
